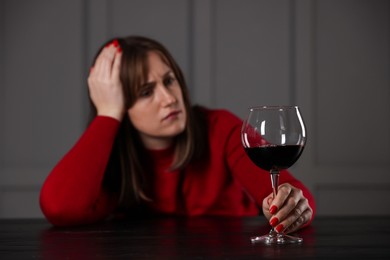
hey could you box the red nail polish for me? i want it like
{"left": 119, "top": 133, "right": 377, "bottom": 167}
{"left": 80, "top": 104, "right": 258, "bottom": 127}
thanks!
{"left": 117, "top": 46, "right": 122, "bottom": 53}
{"left": 275, "top": 224, "right": 284, "bottom": 233}
{"left": 113, "top": 39, "right": 119, "bottom": 47}
{"left": 269, "top": 205, "right": 278, "bottom": 215}
{"left": 269, "top": 217, "right": 279, "bottom": 227}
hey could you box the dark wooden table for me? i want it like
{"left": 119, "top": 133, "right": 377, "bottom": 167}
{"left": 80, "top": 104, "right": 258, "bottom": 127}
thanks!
{"left": 0, "top": 216, "right": 389, "bottom": 259}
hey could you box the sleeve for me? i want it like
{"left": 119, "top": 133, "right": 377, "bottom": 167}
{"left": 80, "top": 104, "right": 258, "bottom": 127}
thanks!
{"left": 220, "top": 110, "right": 316, "bottom": 220}
{"left": 39, "top": 116, "right": 121, "bottom": 226}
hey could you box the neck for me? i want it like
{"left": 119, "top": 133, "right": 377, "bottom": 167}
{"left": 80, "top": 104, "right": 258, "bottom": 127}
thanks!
{"left": 142, "top": 136, "right": 174, "bottom": 150}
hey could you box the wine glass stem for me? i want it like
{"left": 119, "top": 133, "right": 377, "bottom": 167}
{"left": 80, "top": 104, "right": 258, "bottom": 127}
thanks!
{"left": 270, "top": 169, "right": 280, "bottom": 198}
{"left": 269, "top": 170, "right": 280, "bottom": 235}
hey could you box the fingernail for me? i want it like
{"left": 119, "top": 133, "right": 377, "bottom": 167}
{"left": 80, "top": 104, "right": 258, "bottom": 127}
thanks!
{"left": 275, "top": 224, "right": 284, "bottom": 233}
{"left": 269, "top": 217, "right": 279, "bottom": 227}
{"left": 117, "top": 46, "right": 122, "bottom": 53}
{"left": 113, "top": 39, "right": 119, "bottom": 47}
{"left": 269, "top": 205, "right": 278, "bottom": 215}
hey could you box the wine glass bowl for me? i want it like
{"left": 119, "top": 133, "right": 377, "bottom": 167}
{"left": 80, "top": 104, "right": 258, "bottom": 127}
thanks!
{"left": 241, "top": 106, "right": 306, "bottom": 244}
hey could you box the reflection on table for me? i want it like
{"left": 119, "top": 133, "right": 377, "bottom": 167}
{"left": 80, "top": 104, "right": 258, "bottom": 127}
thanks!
{"left": 0, "top": 216, "right": 389, "bottom": 259}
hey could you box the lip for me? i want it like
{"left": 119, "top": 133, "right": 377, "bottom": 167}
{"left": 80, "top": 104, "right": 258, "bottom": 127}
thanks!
{"left": 163, "top": 110, "right": 181, "bottom": 121}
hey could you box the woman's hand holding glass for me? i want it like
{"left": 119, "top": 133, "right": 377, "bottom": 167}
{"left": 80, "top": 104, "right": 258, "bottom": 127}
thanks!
{"left": 262, "top": 183, "right": 313, "bottom": 235}
{"left": 88, "top": 40, "right": 124, "bottom": 121}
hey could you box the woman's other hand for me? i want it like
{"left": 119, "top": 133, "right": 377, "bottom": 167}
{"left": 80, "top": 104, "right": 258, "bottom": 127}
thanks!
{"left": 88, "top": 40, "right": 124, "bottom": 121}
{"left": 262, "top": 183, "right": 313, "bottom": 234}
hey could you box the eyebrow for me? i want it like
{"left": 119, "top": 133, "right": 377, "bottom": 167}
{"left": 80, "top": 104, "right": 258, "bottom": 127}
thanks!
{"left": 141, "top": 70, "right": 174, "bottom": 88}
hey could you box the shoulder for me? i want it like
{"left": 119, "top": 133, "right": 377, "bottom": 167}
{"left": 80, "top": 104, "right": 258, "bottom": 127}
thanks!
{"left": 193, "top": 106, "right": 243, "bottom": 134}
{"left": 195, "top": 106, "right": 242, "bottom": 124}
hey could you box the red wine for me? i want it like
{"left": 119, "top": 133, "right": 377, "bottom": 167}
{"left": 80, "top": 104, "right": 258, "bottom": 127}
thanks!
{"left": 244, "top": 145, "right": 304, "bottom": 171}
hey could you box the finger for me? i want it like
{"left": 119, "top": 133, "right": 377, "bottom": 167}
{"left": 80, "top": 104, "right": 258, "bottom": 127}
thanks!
{"left": 268, "top": 184, "right": 293, "bottom": 215}
{"left": 262, "top": 194, "right": 273, "bottom": 208}
{"left": 268, "top": 196, "right": 301, "bottom": 229}
{"left": 111, "top": 48, "right": 122, "bottom": 82}
{"left": 262, "top": 194, "right": 274, "bottom": 220}
{"left": 278, "top": 188, "right": 303, "bottom": 217}
{"left": 282, "top": 207, "right": 312, "bottom": 234}
{"left": 93, "top": 44, "right": 117, "bottom": 79}
{"left": 100, "top": 46, "right": 117, "bottom": 79}
{"left": 267, "top": 188, "right": 303, "bottom": 230}
{"left": 274, "top": 198, "right": 307, "bottom": 231}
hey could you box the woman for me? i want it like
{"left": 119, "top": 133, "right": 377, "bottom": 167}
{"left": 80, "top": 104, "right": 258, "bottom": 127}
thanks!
{"left": 40, "top": 36, "right": 315, "bottom": 234}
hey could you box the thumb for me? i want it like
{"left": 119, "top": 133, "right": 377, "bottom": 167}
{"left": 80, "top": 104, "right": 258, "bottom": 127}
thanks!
{"left": 262, "top": 194, "right": 274, "bottom": 220}
{"left": 263, "top": 194, "right": 273, "bottom": 207}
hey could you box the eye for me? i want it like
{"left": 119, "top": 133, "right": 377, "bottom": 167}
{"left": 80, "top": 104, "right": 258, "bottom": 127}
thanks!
{"left": 139, "top": 86, "right": 154, "bottom": 98}
{"left": 163, "top": 75, "right": 176, "bottom": 87}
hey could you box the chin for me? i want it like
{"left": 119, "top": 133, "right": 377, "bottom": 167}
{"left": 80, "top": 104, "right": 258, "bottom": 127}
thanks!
{"left": 167, "top": 124, "right": 186, "bottom": 137}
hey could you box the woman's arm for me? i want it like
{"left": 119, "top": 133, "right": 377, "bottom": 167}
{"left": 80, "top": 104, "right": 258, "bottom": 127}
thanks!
{"left": 39, "top": 116, "right": 121, "bottom": 226}
{"left": 40, "top": 42, "right": 125, "bottom": 226}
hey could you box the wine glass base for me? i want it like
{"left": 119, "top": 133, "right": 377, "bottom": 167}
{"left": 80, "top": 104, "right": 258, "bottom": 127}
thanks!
{"left": 251, "top": 229, "right": 303, "bottom": 245}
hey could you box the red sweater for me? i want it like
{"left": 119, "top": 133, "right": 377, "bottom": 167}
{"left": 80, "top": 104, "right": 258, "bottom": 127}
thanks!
{"left": 40, "top": 108, "right": 315, "bottom": 226}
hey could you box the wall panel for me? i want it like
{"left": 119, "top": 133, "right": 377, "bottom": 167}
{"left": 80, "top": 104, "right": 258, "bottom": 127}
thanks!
{"left": 108, "top": 0, "right": 192, "bottom": 85}
{"left": 214, "top": 0, "right": 293, "bottom": 118}
{"left": 0, "top": 0, "right": 86, "bottom": 218}
{"left": 0, "top": 188, "right": 41, "bottom": 218}
{"left": 316, "top": 184, "right": 390, "bottom": 216}
{"left": 296, "top": 0, "right": 390, "bottom": 215}
{"left": 1, "top": 0, "right": 389, "bottom": 218}
{"left": 315, "top": 0, "right": 390, "bottom": 167}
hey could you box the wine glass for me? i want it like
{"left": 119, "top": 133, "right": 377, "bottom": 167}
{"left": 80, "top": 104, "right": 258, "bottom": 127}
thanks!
{"left": 241, "top": 106, "right": 306, "bottom": 244}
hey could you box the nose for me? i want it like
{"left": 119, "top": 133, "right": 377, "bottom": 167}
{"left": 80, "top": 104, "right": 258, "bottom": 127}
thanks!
{"left": 158, "top": 85, "right": 177, "bottom": 106}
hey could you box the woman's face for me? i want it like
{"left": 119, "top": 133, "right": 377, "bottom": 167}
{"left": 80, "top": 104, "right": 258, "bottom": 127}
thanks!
{"left": 127, "top": 52, "right": 187, "bottom": 149}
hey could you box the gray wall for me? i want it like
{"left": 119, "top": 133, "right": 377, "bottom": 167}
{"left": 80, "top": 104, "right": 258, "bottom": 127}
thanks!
{"left": 1, "top": 0, "right": 389, "bottom": 218}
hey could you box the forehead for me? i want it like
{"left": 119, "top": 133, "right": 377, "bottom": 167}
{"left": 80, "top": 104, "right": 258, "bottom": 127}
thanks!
{"left": 131, "top": 51, "right": 173, "bottom": 91}
{"left": 141, "top": 52, "right": 172, "bottom": 85}
{"left": 147, "top": 52, "right": 171, "bottom": 72}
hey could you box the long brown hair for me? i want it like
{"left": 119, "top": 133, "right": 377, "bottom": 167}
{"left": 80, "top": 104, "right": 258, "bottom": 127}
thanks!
{"left": 89, "top": 36, "right": 208, "bottom": 209}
